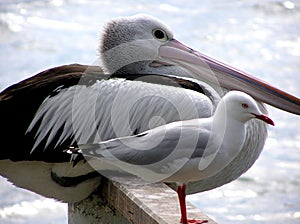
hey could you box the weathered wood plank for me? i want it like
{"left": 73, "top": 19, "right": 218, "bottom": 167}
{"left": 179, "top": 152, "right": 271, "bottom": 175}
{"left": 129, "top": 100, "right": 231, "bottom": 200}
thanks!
{"left": 68, "top": 178, "right": 217, "bottom": 224}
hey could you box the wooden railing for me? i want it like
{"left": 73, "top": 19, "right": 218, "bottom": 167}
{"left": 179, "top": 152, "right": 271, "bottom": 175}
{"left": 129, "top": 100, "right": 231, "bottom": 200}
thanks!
{"left": 68, "top": 178, "right": 217, "bottom": 224}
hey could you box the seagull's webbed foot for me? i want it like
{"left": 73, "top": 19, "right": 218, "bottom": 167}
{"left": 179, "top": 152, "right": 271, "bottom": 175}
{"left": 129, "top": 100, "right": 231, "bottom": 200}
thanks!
{"left": 184, "top": 219, "right": 208, "bottom": 224}
{"left": 180, "top": 218, "right": 208, "bottom": 224}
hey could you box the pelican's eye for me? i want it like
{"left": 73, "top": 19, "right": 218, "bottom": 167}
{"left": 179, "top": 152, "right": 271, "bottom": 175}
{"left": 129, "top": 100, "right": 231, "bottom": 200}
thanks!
{"left": 152, "top": 28, "right": 168, "bottom": 42}
{"left": 242, "top": 103, "right": 249, "bottom": 109}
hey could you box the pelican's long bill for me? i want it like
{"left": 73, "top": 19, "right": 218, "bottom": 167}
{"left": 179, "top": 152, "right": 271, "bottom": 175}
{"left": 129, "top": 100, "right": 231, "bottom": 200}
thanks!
{"left": 158, "top": 39, "right": 300, "bottom": 115}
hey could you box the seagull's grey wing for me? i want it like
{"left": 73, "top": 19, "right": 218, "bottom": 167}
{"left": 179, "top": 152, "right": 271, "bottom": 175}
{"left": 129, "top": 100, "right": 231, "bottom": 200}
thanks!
{"left": 78, "top": 120, "right": 211, "bottom": 167}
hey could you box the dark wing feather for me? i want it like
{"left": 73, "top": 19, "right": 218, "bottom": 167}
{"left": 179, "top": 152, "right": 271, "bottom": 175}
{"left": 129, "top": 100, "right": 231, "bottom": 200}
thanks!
{"left": 0, "top": 64, "right": 104, "bottom": 162}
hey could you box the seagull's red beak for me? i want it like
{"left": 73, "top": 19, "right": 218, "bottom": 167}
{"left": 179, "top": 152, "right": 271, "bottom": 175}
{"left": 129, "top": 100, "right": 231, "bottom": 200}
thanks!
{"left": 158, "top": 39, "right": 300, "bottom": 116}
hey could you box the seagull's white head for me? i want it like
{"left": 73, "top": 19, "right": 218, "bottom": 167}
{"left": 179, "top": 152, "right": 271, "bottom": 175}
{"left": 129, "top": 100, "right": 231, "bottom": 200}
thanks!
{"left": 218, "top": 91, "right": 274, "bottom": 126}
{"left": 99, "top": 14, "right": 176, "bottom": 74}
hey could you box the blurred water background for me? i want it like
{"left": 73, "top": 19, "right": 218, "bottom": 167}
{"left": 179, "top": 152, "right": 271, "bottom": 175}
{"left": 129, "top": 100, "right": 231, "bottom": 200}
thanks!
{"left": 0, "top": 0, "right": 299, "bottom": 223}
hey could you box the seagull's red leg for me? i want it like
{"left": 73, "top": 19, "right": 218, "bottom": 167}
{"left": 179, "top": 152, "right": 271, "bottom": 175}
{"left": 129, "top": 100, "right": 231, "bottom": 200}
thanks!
{"left": 177, "top": 184, "right": 188, "bottom": 223}
{"left": 177, "top": 184, "right": 208, "bottom": 224}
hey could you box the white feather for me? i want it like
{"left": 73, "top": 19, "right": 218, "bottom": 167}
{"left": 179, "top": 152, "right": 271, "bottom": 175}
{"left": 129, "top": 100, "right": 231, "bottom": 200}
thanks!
{"left": 28, "top": 78, "right": 215, "bottom": 153}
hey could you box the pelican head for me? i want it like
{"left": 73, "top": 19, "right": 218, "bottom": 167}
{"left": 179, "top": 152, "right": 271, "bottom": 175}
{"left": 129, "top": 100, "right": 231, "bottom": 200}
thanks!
{"left": 99, "top": 14, "right": 183, "bottom": 75}
{"left": 99, "top": 14, "right": 300, "bottom": 115}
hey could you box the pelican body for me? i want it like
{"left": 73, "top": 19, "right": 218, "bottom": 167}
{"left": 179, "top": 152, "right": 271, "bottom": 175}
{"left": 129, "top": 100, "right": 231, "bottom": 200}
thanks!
{"left": 0, "top": 65, "right": 219, "bottom": 201}
{"left": 0, "top": 14, "right": 299, "bottom": 203}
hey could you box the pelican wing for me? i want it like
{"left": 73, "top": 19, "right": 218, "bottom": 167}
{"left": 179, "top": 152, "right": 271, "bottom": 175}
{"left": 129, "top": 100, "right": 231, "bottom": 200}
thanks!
{"left": 0, "top": 64, "right": 104, "bottom": 162}
{"left": 0, "top": 64, "right": 216, "bottom": 162}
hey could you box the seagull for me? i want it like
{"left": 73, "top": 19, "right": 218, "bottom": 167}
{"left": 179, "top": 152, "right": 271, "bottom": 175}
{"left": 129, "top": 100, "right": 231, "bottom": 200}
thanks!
{"left": 0, "top": 14, "right": 299, "bottom": 203}
{"left": 67, "top": 91, "right": 275, "bottom": 224}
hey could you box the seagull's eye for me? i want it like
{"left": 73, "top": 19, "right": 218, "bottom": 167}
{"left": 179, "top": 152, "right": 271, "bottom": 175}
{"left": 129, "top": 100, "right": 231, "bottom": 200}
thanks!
{"left": 242, "top": 103, "right": 249, "bottom": 109}
{"left": 152, "top": 28, "right": 168, "bottom": 41}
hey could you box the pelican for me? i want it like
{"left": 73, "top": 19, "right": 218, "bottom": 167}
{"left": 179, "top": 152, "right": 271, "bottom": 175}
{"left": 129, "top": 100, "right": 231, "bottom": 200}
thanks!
{"left": 0, "top": 14, "right": 299, "bottom": 204}
{"left": 69, "top": 91, "right": 275, "bottom": 224}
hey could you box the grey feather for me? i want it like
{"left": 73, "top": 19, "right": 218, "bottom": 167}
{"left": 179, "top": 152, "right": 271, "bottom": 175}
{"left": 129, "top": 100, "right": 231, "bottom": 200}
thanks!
{"left": 27, "top": 78, "right": 215, "bottom": 153}
{"left": 79, "top": 119, "right": 211, "bottom": 167}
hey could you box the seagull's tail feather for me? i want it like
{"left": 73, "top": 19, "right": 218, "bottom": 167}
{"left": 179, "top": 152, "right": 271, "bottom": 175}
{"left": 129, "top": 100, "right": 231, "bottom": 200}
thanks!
{"left": 65, "top": 145, "right": 96, "bottom": 167}
{"left": 66, "top": 143, "right": 110, "bottom": 160}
